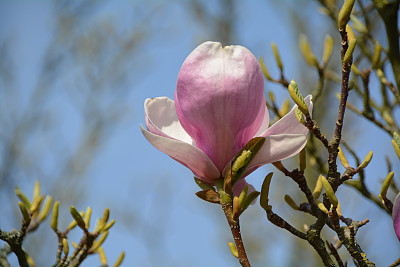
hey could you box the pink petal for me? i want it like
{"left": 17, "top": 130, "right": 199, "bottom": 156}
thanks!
{"left": 141, "top": 125, "right": 220, "bottom": 182}
{"left": 175, "top": 41, "right": 265, "bottom": 172}
{"left": 260, "top": 95, "right": 313, "bottom": 137}
{"left": 393, "top": 193, "right": 400, "bottom": 241}
{"left": 145, "top": 97, "right": 192, "bottom": 144}
{"left": 245, "top": 134, "right": 308, "bottom": 176}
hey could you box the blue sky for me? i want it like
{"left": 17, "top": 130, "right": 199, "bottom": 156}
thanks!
{"left": 1, "top": 1, "right": 399, "bottom": 266}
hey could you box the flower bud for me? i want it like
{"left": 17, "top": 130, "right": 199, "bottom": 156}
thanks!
{"left": 271, "top": 42, "right": 283, "bottom": 71}
{"left": 51, "top": 201, "right": 60, "bottom": 232}
{"left": 288, "top": 80, "right": 309, "bottom": 115}
{"left": 112, "top": 251, "right": 125, "bottom": 267}
{"left": 313, "top": 175, "right": 323, "bottom": 199}
{"left": 350, "top": 15, "right": 368, "bottom": 34}
{"left": 84, "top": 206, "right": 92, "bottom": 230}
{"left": 372, "top": 42, "right": 381, "bottom": 69}
{"left": 92, "top": 231, "right": 109, "bottom": 252}
{"left": 379, "top": 171, "right": 394, "bottom": 200}
{"left": 62, "top": 238, "right": 69, "bottom": 256}
{"left": 338, "top": 0, "right": 356, "bottom": 30}
{"left": 15, "top": 186, "right": 31, "bottom": 210}
{"left": 228, "top": 242, "right": 239, "bottom": 258}
{"left": 322, "top": 35, "right": 333, "bottom": 64}
{"left": 343, "top": 25, "right": 357, "bottom": 64}
{"left": 392, "top": 132, "right": 400, "bottom": 160}
{"left": 38, "top": 196, "right": 53, "bottom": 222}
{"left": 320, "top": 176, "right": 338, "bottom": 208}
{"left": 358, "top": 151, "right": 373, "bottom": 169}
{"left": 284, "top": 194, "right": 300, "bottom": 210}
{"left": 299, "top": 34, "right": 319, "bottom": 67}
{"left": 70, "top": 206, "right": 86, "bottom": 231}
{"left": 19, "top": 201, "right": 31, "bottom": 224}
{"left": 338, "top": 146, "right": 350, "bottom": 168}
{"left": 260, "top": 172, "right": 273, "bottom": 210}
{"left": 259, "top": 57, "right": 272, "bottom": 80}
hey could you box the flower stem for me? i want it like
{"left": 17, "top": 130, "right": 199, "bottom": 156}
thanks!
{"left": 221, "top": 203, "right": 251, "bottom": 267}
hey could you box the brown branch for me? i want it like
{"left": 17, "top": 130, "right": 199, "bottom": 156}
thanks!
{"left": 221, "top": 203, "right": 251, "bottom": 267}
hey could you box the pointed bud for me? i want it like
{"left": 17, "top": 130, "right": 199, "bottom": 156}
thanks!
{"left": 271, "top": 42, "right": 283, "bottom": 71}
{"left": 350, "top": 15, "right": 368, "bottom": 34}
{"left": 84, "top": 206, "right": 92, "bottom": 230}
{"left": 272, "top": 161, "right": 286, "bottom": 173}
{"left": 232, "top": 196, "right": 241, "bottom": 221}
{"left": 268, "top": 91, "right": 275, "bottom": 103}
{"left": 38, "top": 196, "right": 53, "bottom": 222}
{"left": 259, "top": 57, "right": 272, "bottom": 81}
{"left": 336, "top": 201, "right": 343, "bottom": 217}
{"left": 313, "top": 175, "right": 323, "bottom": 199}
{"left": 295, "top": 107, "right": 306, "bottom": 125}
{"left": 228, "top": 242, "right": 239, "bottom": 258}
{"left": 284, "top": 195, "right": 300, "bottom": 210}
{"left": 392, "top": 132, "right": 400, "bottom": 160}
{"left": 30, "top": 195, "right": 44, "bottom": 214}
{"left": 71, "top": 241, "right": 78, "bottom": 249}
{"left": 95, "top": 208, "right": 110, "bottom": 233}
{"left": 70, "top": 206, "right": 86, "bottom": 231}
{"left": 316, "top": 199, "right": 329, "bottom": 214}
{"left": 232, "top": 150, "right": 252, "bottom": 173}
{"left": 338, "top": 0, "right": 356, "bottom": 30}
{"left": 372, "top": 42, "right": 381, "bottom": 69}
{"left": 288, "top": 80, "right": 309, "bottom": 115}
{"left": 51, "top": 201, "right": 59, "bottom": 232}
{"left": 92, "top": 231, "right": 109, "bottom": 252}
{"left": 358, "top": 151, "right": 373, "bottom": 169}
{"left": 238, "top": 185, "right": 249, "bottom": 209}
{"left": 112, "top": 251, "right": 125, "bottom": 267}
{"left": 351, "top": 64, "right": 361, "bottom": 75}
{"left": 26, "top": 253, "right": 35, "bottom": 267}
{"left": 194, "top": 177, "right": 215, "bottom": 191}
{"left": 343, "top": 25, "right": 357, "bottom": 64}
{"left": 33, "top": 180, "right": 41, "bottom": 201}
{"left": 241, "top": 191, "right": 260, "bottom": 213}
{"left": 379, "top": 171, "right": 394, "bottom": 200}
{"left": 260, "top": 172, "right": 273, "bottom": 210}
{"left": 103, "top": 220, "right": 116, "bottom": 232}
{"left": 322, "top": 35, "right": 333, "bottom": 64}
{"left": 15, "top": 186, "right": 31, "bottom": 210}
{"left": 62, "top": 238, "right": 69, "bottom": 256}
{"left": 19, "top": 201, "right": 31, "bottom": 224}
{"left": 338, "top": 146, "right": 350, "bottom": 168}
{"left": 98, "top": 247, "right": 107, "bottom": 265}
{"left": 299, "top": 34, "right": 319, "bottom": 67}
{"left": 320, "top": 176, "right": 338, "bottom": 208}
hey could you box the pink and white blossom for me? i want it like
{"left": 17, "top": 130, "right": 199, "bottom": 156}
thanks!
{"left": 393, "top": 193, "right": 400, "bottom": 241}
{"left": 141, "top": 41, "right": 312, "bottom": 191}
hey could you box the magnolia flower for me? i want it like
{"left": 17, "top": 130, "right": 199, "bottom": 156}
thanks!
{"left": 141, "top": 41, "right": 312, "bottom": 192}
{"left": 394, "top": 193, "right": 400, "bottom": 241}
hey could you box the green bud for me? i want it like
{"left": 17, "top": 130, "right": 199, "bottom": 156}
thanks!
{"left": 295, "top": 107, "right": 306, "bottom": 125}
{"left": 379, "top": 171, "right": 394, "bottom": 200}
{"left": 338, "top": 0, "right": 356, "bottom": 30}
{"left": 95, "top": 208, "right": 110, "bottom": 233}
{"left": 299, "top": 34, "right": 319, "bottom": 67}
{"left": 320, "top": 176, "right": 338, "bottom": 208}
{"left": 241, "top": 191, "right": 260, "bottom": 213}
{"left": 38, "top": 195, "right": 53, "bottom": 222}
{"left": 392, "top": 132, "right": 400, "bottom": 159}
{"left": 84, "top": 206, "right": 92, "bottom": 230}
{"left": 30, "top": 195, "right": 44, "bottom": 214}
{"left": 228, "top": 242, "right": 239, "bottom": 258}
{"left": 284, "top": 195, "right": 299, "bottom": 210}
{"left": 71, "top": 241, "right": 78, "bottom": 249}
{"left": 112, "top": 252, "right": 125, "bottom": 267}
{"left": 70, "top": 206, "right": 86, "bottom": 231}
{"left": 271, "top": 42, "right": 283, "bottom": 71}
{"left": 313, "top": 175, "right": 323, "bottom": 199}
{"left": 358, "top": 151, "right": 373, "bottom": 169}
{"left": 98, "top": 247, "right": 107, "bottom": 265}
{"left": 338, "top": 146, "right": 350, "bottom": 168}
{"left": 194, "top": 177, "right": 215, "bottom": 191}
{"left": 19, "top": 201, "right": 31, "bottom": 224}
{"left": 259, "top": 57, "right": 272, "bottom": 80}
{"left": 351, "top": 64, "right": 361, "bottom": 75}
{"left": 232, "top": 150, "right": 252, "bottom": 173}
{"left": 62, "top": 238, "right": 69, "bottom": 256}
{"left": 372, "top": 42, "right": 381, "bottom": 69}
{"left": 350, "top": 15, "right": 368, "bottom": 34}
{"left": 33, "top": 180, "right": 41, "bottom": 201}
{"left": 238, "top": 185, "right": 248, "bottom": 209}
{"left": 92, "top": 231, "right": 109, "bottom": 252}
{"left": 51, "top": 201, "right": 59, "bottom": 232}
{"left": 195, "top": 189, "right": 221, "bottom": 204}
{"left": 322, "top": 35, "right": 333, "bottom": 64}
{"left": 15, "top": 186, "right": 31, "bottom": 210}
{"left": 343, "top": 25, "right": 356, "bottom": 64}
{"left": 268, "top": 91, "right": 275, "bottom": 103}
{"left": 288, "top": 80, "right": 309, "bottom": 115}
{"left": 103, "top": 220, "right": 116, "bottom": 232}
{"left": 260, "top": 172, "right": 273, "bottom": 210}
{"left": 316, "top": 199, "right": 329, "bottom": 214}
